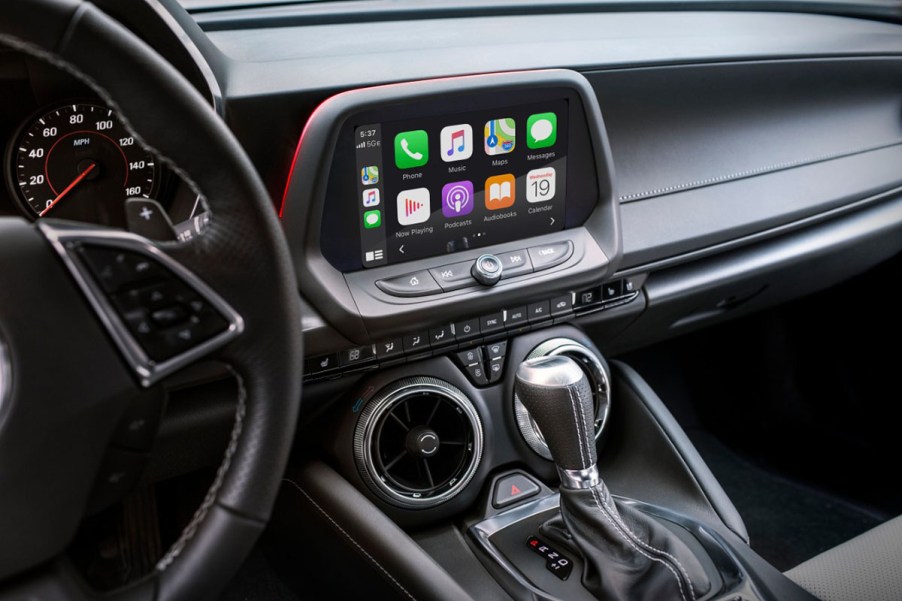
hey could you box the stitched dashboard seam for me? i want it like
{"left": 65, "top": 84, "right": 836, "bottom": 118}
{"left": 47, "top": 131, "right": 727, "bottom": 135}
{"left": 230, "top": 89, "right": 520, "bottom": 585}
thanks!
{"left": 283, "top": 478, "right": 417, "bottom": 601}
{"left": 618, "top": 140, "right": 902, "bottom": 202}
{"left": 157, "top": 366, "right": 246, "bottom": 571}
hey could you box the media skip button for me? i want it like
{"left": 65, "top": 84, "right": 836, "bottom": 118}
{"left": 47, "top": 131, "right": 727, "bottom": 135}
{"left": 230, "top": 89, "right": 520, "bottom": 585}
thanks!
{"left": 429, "top": 261, "right": 477, "bottom": 292}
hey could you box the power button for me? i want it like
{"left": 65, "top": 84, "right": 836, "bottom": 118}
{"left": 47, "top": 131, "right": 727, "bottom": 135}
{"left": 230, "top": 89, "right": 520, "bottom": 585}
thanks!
{"left": 471, "top": 254, "right": 503, "bottom": 286}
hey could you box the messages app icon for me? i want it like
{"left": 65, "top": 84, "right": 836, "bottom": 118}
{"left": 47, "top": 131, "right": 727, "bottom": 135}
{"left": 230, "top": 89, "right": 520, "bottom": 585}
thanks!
{"left": 526, "top": 112, "right": 557, "bottom": 149}
{"left": 394, "top": 130, "right": 429, "bottom": 169}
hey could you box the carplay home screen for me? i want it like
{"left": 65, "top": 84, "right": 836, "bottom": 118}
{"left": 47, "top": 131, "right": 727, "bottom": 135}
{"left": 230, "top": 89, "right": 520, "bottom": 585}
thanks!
{"left": 354, "top": 99, "right": 568, "bottom": 268}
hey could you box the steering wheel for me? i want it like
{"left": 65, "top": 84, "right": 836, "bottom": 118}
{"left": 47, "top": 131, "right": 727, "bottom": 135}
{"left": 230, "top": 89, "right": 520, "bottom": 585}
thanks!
{"left": 0, "top": 1, "right": 302, "bottom": 600}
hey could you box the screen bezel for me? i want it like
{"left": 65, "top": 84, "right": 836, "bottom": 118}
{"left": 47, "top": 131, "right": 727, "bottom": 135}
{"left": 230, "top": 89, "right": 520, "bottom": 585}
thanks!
{"left": 320, "top": 86, "right": 599, "bottom": 272}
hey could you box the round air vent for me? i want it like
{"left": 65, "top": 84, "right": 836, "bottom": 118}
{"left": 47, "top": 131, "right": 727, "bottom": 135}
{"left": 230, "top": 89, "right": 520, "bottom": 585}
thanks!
{"left": 354, "top": 377, "right": 483, "bottom": 508}
{"left": 513, "top": 338, "right": 611, "bottom": 460}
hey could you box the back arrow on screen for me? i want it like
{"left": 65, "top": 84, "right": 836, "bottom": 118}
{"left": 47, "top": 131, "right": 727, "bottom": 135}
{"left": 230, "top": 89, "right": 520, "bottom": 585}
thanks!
{"left": 399, "top": 245, "right": 405, "bottom": 254}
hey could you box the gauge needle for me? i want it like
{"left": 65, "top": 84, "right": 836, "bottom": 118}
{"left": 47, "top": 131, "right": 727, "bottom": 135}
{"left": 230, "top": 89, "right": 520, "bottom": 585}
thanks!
{"left": 39, "top": 161, "right": 96, "bottom": 217}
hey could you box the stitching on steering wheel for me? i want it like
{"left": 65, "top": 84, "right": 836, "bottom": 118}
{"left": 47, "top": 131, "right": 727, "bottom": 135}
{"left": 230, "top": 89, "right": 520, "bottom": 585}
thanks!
{"left": 0, "top": 23, "right": 244, "bottom": 575}
{"left": 157, "top": 365, "right": 247, "bottom": 571}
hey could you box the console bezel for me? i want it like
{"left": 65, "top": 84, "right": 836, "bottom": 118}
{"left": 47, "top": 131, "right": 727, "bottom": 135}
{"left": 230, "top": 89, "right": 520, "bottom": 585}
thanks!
{"left": 281, "top": 69, "right": 620, "bottom": 343}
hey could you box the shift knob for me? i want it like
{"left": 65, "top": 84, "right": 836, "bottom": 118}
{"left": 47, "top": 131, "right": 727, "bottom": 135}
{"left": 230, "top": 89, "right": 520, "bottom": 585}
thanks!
{"left": 515, "top": 355, "right": 597, "bottom": 478}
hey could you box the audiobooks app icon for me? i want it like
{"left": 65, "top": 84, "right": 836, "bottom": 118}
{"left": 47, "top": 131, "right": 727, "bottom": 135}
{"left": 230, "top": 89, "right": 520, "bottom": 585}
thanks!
{"left": 397, "top": 187, "right": 431, "bottom": 226}
{"left": 484, "top": 174, "right": 516, "bottom": 210}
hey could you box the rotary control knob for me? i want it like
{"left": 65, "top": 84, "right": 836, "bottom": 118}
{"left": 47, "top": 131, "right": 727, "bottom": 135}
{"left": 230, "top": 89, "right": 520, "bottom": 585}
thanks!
{"left": 471, "top": 254, "right": 503, "bottom": 286}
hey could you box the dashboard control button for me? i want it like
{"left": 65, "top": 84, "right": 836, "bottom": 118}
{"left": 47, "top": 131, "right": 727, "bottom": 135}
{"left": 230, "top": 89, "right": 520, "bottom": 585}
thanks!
{"left": 602, "top": 280, "right": 623, "bottom": 301}
{"left": 429, "top": 261, "right": 477, "bottom": 292}
{"left": 340, "top": 345, "right": 377, "bottom": 367}
{"left": 454, "top": 318, "right": 481, "bottom": 341}
{"left": 575, "top": 286, "right": 601, "bottom": 307}
{"left": 498, "top": 249, "right": 533, "bottom": 278}
{"left": 471, "top": 254, "right": 503, "bottom": 286}
{"left": 493, "top": 473, "right": 540, "bottom": 508}
{"left": 376, "top": 271, "right": 441, "bottom": 297}
{"left": 505, "top": 306, "right": 529, "bottom": 329}
{"left": 479, "top": 312, "right": 505, "bottom": 335}
{"left": 527, "top": 300, "right": 551, "bottom": 323}
{"left": 528, "top": 241, "right": 573, "bottom": 271}
{"left": 485, "top": 341, "right": 507, "bottom": 360}
{"left": 465, "top": 362, "right": 489, "bottom": 387}
{"left": 403, "top": 331, "right": 430, "bottom": 353}
{"left": 456, "top": 347, "right": 483, "bottom": 367}
{"left": 488, "top": 356, "right": 505, "bottom": 383}
{"left": 376, "top": 338, "right": 404, "bottom": 359}
{"left": 430, "top": 324, "right": 456, "bottom": 347}
{"left": 550, "top": 294, "right": 573, "bottom": 317}
{"left": 307, "top": 353, "right": 340, "bottom": 375}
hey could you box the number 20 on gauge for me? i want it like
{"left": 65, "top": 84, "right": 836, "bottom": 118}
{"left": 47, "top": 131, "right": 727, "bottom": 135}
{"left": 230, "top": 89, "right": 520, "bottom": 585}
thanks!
{"left": 526, "top": 167, "right": 555, "bottom": 203}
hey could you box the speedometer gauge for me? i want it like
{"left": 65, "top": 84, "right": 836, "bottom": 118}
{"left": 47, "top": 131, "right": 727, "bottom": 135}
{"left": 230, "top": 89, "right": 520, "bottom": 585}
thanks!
{"left": 8, "top": 102, "right": 158, "bottom": 225}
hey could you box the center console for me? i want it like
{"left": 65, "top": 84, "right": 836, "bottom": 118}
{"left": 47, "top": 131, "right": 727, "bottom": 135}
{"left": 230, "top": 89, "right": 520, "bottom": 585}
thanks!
{"left": 276, "top": 70, "right": 820, "bottom": 601}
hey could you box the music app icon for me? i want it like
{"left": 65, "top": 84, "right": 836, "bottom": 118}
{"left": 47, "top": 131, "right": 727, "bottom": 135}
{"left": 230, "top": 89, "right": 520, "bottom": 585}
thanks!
{"left": 362, "top": 188, "right": 380, "bottom": 208}
{"left": 440, "top": 124, "right": 473, "bottom": 163}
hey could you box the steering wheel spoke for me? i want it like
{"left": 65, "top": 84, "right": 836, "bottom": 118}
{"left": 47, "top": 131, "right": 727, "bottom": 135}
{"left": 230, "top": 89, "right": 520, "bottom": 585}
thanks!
{"left": 38, "top": 220, "right": 244, "bottom": 388}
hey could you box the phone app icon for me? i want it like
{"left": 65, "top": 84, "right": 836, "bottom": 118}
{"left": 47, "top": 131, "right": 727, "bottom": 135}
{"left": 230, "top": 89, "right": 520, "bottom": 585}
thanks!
{"left": 484, "top": 118, "right": 515, "bottom": 155}
{"left": 440, "top": 124, "right": 473, "bottom": 162}
{"left": 485, "top": 174, "right": 516, "bottom": 210}
{"left": 526, "top": 112, "right": 557, "bottom": 149}
{"left": 394, "top": 130, "right": 429, "bottom": 169}
{"left": 362, "top": 188, "right": 380, "bottom": 208}
{"left": 363, "top": 209, "right": 382, "bottom": 229}
{"left": 397, "top": 188, "right": 430, "bottom": 226}
{"left": 361, "top": 166, "right": 379, "bottom": 185}
{"left": 526, "top": 167, "right": 556, "bottom": 203}
{"left": 441, "top": 181, "right": 474, "bottom": 218}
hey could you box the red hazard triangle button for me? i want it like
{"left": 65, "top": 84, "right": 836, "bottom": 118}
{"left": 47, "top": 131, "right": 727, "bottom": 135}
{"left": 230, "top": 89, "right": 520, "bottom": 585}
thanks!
{"left": 493, "top": 473, "right": 540, "bottom": 509}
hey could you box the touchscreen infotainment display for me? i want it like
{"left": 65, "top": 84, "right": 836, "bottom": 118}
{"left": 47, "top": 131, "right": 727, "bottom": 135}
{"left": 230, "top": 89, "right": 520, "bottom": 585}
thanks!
{"left": 354, "top": 99, "right": 568, "bottom": 268}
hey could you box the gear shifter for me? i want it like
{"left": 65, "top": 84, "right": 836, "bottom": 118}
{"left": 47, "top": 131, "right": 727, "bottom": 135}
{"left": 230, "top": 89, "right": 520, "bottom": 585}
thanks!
{"left": 516, "top": 355, "right": 711, "bottom": 601}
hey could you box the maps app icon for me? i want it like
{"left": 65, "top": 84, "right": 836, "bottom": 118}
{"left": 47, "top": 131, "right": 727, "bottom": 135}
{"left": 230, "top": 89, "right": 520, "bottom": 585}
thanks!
{"left": 484, "top": 118, "right": 515, "bottom": 155}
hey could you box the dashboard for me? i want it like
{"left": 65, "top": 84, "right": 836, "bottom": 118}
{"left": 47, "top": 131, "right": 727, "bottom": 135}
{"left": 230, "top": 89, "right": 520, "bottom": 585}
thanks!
{"left": 2, "top": 3, "right": 902, "bottom": 599}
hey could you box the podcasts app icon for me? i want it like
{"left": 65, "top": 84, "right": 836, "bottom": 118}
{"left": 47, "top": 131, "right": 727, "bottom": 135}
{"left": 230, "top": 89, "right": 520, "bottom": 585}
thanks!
{"left": 441, "top": 181, "right": 474, "bottom": 218}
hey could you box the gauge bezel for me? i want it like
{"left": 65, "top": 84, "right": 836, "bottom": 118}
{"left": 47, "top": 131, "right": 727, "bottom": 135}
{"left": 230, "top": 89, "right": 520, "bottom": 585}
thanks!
{"left": 4, "top": 99, "right": 160, "bottom": 222}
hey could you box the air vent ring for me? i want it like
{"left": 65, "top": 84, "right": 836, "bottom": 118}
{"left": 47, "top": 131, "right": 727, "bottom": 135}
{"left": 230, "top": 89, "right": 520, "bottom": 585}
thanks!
{"left": 354, "top": 377, "right": 483, "bottom": 508}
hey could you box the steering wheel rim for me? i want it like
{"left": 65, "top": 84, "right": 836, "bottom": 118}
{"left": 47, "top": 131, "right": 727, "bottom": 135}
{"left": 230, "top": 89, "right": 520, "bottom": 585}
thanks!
{"left": 0, "top": 2, "right": 303, "bottom": 600}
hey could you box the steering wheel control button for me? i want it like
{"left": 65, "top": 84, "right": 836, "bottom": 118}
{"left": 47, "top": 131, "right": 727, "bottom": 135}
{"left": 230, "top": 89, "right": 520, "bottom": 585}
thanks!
{"left": 429, "top": 261, "right": 478, "bottom": 291}
{"left": 551, "top": 294, "right": 574, "bottom": 317}
{"left": 454, "top": 318, "right": 481, "bottom": 341}
{"left": 493, "top": 473, "right": 540, "bottom": 508}
{"left": 528, "top": 241, "right": 573, "bottom": 272}
{"left": 528, "top": 300, "right": 552, "bottom": 324}
{"left": 479, "top": 312, "right": 506, "bottom": 335}
{"left": 79, "top": 246, "right": 166, "bottom": 293}
{"left": 88, "top": 448, "right": 147, "bottom": 514}
{"left": 471, "top": 254, "right": 503, "bottom": 286}
{"left": 527, "top": 536, "right": 573, "bottom": 580}
{"left": 498, "top": 249, "right": 533, "bottom": 278}
{"left": 112, "top": 386, "right": 165, "bottom": 452}
{"left": 340, "top": 345, "right": 377, "bottom": 368}
{"left": 376, "top": 271, "right": 441, "bottom": 297}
